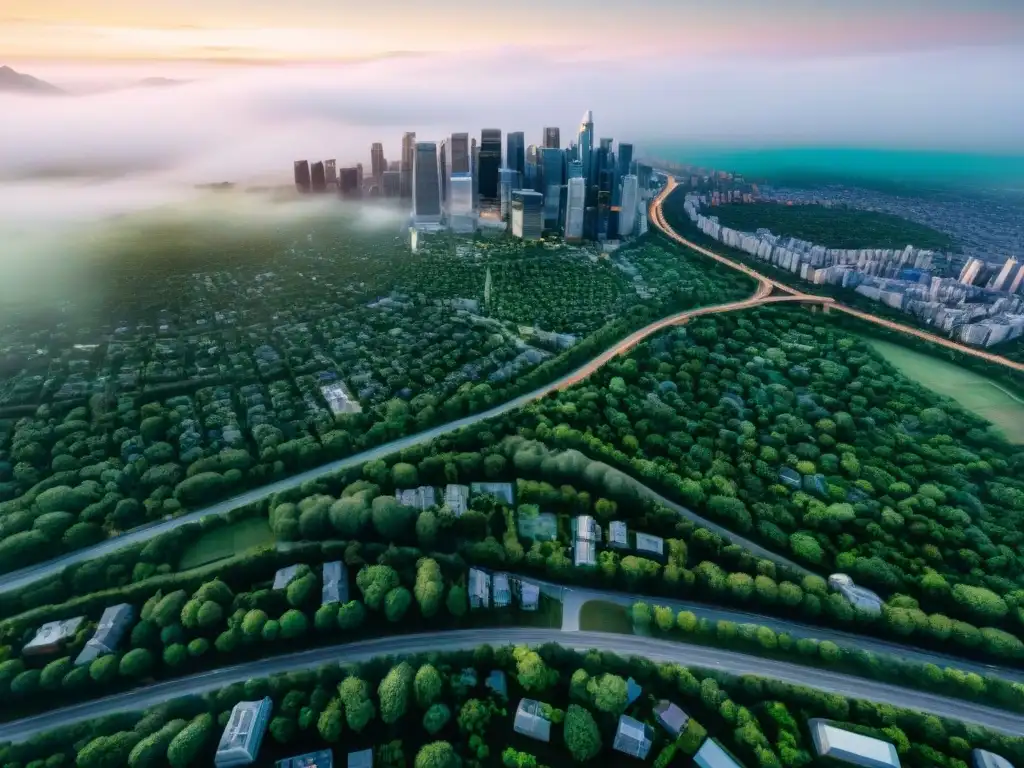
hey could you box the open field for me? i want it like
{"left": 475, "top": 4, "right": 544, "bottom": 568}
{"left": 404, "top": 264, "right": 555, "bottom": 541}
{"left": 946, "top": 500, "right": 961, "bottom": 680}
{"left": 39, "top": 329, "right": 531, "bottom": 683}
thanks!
{"left": 578, "top": 599, "right": 632, "bottom": 634}
{"left": 863, "top": 337, "right": 1024, "bottom": 443}
{"left": 177, "top": 518, "right": 276, "bottom": 570}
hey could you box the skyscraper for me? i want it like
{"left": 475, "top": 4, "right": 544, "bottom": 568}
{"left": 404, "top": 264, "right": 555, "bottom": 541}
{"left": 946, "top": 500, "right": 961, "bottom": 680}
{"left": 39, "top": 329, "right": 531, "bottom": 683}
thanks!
{"left": 401, "top": 131, "right": 417, "bottom": 198}
{"left": 439, "top": 138, "right": 448, "bottom": 208}
{"left": 958, "top": 257, "right": 984, "bottom": 286}
{"left": 538, "top": 148, "right": 565, "bottom": 229}
{"left": 311, "top": 161, "right": 327, "bottom": 193}
{"left": 565, "top": 176, "right": 586, "bottom": 242}
{"left": 543, "top": 127, "right": 560, "bottom": 149}
{"left": 324, "top": 159, "right": 337, "bottom": 187}
{"left": 450, "top": 133, "right": 471, "bottom": 174}
{"left": 616, "top": 143, "right": 634, "bottom": 180}
{"left": 294, "top": 160, "right": 311, "bottom": 193}
{"left": 471, "top": 138, "right": 479, "bottom": 207}
{"left": 506, "top": 132, "right": 525, "bottom": 179}
{"left": 597, "top": 168, "right": 613, "bottom": 239}
{"left": 371, "top": 143, "right": 386, "bottom": 182}
{"left": 567, "top": 160, "right": 583, "bottom": 179}
{"left": 413, "top": 141, "right": 441, "bottom": 223}
{"left": 448, "top": 173, "right": 475, "bottom": 233}
{"left": 479, "top": 129, "right": 502, "bottom": 203}
{"left": 511, "top": 190, "right": 543, "bottom": 240}
{"left": 525, "top": 145, "right": 539, "bottom": 192}
{"left": 499, "top": 168, "right": 520, "bottom": 221}
{"left": 339, "top": 167, "right": 360, "bottom": 199}
{"left": 578, "top": 110, "right": 594, "bottom": 185}
{"left": 1010, "top": 263, "right": 1024, "bottom": 295}
{"left": 991, "top": 257, "right": 1019, "bottom": 292}
{"left": 382, "top": 171, "right": 401, "bottom": 198}
{"left": 618, "top": 174, "right": 639, "bottom": 238}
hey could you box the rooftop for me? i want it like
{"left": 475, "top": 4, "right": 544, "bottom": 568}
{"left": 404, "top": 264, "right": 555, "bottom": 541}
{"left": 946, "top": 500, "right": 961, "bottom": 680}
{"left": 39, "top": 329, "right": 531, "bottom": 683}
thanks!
{"left": 215, "top": 697, "right": 273, "bottom": 767}
{"left": 635, "top": 532, "right": 665, "bottom": 556}
{"left": 612, "top": 715, "right": 653, "bottom": 760}
{"left": 972, "top": 749, "right": 1015, "bottom": 768}
{"left": 514, "top": 699, "right": 551, "bottom": 742}
{"left": 809, "top": 719, "right": 901, "bottom": 768}
{"left": 276, "top": 750, "right": 334, "bottom": 768}
{"left": 322, "top": 561, "right": 348, "bottom": 605}
{"left": 348, "top": 749, "right": 373, "bottom": 768}
{"left": 653, "top": 700, "right": 689, "bottom": 737}
{"left": 23, "top": 616, "right": 85, "bottom": 655}
{"left": 273, "top": 564, "right": 301, "bottom": 591}
{"left": 694, "top": 738, "right": 746, "bottom": 768}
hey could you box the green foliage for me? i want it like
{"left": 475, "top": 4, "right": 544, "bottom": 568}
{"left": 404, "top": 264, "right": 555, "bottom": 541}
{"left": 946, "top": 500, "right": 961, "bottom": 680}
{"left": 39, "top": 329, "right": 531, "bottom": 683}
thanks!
{"left": 378, "top": 662, "right": 414, "bottom": 724}
{"left": 415, "top": 664, "right": 444, "bottom": 708}
{"left": 563, "top": 704, "right": 601, "bottom": 762}
{"left": 166, "top": 713, "right": 214, "bottom": 768}
{"left": 423, "top": 703, "right": 452, "bottom": 735}
{"left": 357, "top": 564, "right": 401, "bottom": 611}
{"left": 414, "top": 741, "right": 460, "bottom": 768}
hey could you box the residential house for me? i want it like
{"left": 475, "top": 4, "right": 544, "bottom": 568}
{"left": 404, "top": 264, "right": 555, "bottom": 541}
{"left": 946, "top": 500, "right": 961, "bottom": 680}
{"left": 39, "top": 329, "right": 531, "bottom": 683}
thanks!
{"left": 348, "top": 749, "right": 374, "bottom": 768}
{"left": 653, "top": 700, "right": 689, "bottom": 738}
{"left": 322, "top": 561, "right": 349, "bottom": 605}
{"left": 444, "top": 484, "right": 470, "bottom": 516}
{"left": 972, "top": 749, "right": 1015, "bottom": 768}
{"left": 809, "top": 719, "right": 901, "bottom": 768}
{"left": 513, "top": 699, "right": 551, "bottom": 742}
{"left": 612, "top": 715, "right": 653, "bottom": 760}
{"left": 574, "top": 515, "right": 599, "bottom": 567}
{"left": 608, "top": 521, "right": 629, "bottom": 549}
{"left": 492, "top": 572, "right": 512, "bottom": 607}
{"left": 214, "top": 697, "right": 273, "bottom": 767}
{"left": 75, "top": 604, "right": 135, "bottom": 666}
{"left": 276, "top": 750, "right": 333, "bottom": 768}
{"left": 694, "top": 738, "right": 746, "bottom": 768}
{"left": 828, "top": 575, "right": 884, "bottom": 617}
{"left": 635, "top": 532, "right": 665, "bottom": 559}
{"left": 23, "top": 616, "right": 85, "bottom": 657}
{"left": 395, "top": 486, "right": 436, "bottom": 511}
{"left": 273, "top": 565, "right": 302, "bottom": 591}
{"left": 518, "top": 579, "right": 541, "bottom": 611}
{"left": 486, "top": 670, "right": 508, "bottom": 700}
{"left": 471, "top": 482, "right": 514, "bottom": 506}
{"left": 468, "top": 568, "right": 491, "bottom": 609}
{"left": 778, "top": 467, "right": 802, "bottom": 490}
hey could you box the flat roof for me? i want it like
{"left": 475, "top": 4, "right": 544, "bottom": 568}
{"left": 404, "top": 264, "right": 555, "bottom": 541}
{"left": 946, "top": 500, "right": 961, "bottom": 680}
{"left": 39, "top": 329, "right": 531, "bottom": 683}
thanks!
{"left": 810, "top": 720, "right": 900, "bottom": 768}
{"left": 694, "top": 738, "right": 745, "bottom": 768}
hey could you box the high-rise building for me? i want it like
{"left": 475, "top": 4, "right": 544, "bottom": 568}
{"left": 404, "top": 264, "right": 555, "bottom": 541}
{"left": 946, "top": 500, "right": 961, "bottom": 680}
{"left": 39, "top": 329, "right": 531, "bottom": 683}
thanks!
{"left": 584, "top": 205, "right": 597, "bottom": 240}
{"left": 448, "top": 172, "right": 475, "bottom": 233}
{"left": 506, "top": 132, "right": 525, "bottom": 179}
{"left": 1009, "top": 263, "right": 1024, "bottom": 295}
{"left": 538, "top": 148, "right": 565, "bottom": 229}
{"left": 616, "top": 143, "right": 633, "bottom": 181}
{"left": 618, "top": 174, "right": 639, "bottom": 237}
{"left": 958, "top": 257, "right": 984, "bottom": 286}
{"left": 990, "top": 257, "right": 1019, "bottom": 292}
{"left": 525, "top": 145, "right": 539, "bottom": 192}
{"left": 479, "top": 129, "right": 502, "bottom": 203}
{"left": 401, "top": 131, "right": 417, "bottom": 198}
{"left": 450, "top": 133, "right": 471, "bottom": 174}
{"left": 356, "top": 163, "right": 363, "bottom": 189}
{"left": 324, "top": 159, "right": 337, "bottom": 186}
{"left": 499, "top": 168, "right": 521, "bottom": 221}
{"left": 471, "top": 138, "right": 479, "bottom": 207}
{"left": 543, "top": 127, "right": 560, "bottom": 149}
{"left": 565, "top": 176, "right": 586, "bottom": 242}
{"left": 597, "top": 168, "right": 613, "bottom": 239}
{"left": 339, "top": 167, "right": 360, "bottom": 198}
{"left": 311, "top": 161, "right": 327, "bottom": 193}
{"left": 439, "top": 138, "right": 448, "bottom": 208}
{"left": 382, "top": 170, "right": 401, "bottom": 198}
{"left": 635, "top": 163, "right": 652, "bottom": 198}
{"left": 567, "top": 160, "right": 583, "bottom": 179}
{"left": 293, "top": 160, "right": 311, "bottom": 193}
{"left": 413, "top": 141, "right": 442, "bottom": 223}
{"left": 511, "top": 190, "right": 543, "bottom": 240}
{"left": 371, "top": 143, "right": 386, "bottom": 182}
{"left": 578, "top": 110, "right": 594, "bottom": 185}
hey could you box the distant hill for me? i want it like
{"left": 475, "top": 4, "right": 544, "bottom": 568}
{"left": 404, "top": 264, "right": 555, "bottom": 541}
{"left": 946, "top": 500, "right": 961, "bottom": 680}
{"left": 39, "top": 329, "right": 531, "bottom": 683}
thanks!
{"left": 0, "top": 65, "right": 63, "bottom": 95}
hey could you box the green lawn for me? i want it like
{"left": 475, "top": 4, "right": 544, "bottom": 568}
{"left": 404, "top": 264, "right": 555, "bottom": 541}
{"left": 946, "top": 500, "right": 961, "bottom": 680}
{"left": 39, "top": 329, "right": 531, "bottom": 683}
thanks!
{"left": 578, "top": 600, "right": 633, "bottom": 634}
{"left": 863, "top": 337, "right": 1024, "bottom": 443}
{"left": 178, "top": 518, "right": 277, "bottom": 570}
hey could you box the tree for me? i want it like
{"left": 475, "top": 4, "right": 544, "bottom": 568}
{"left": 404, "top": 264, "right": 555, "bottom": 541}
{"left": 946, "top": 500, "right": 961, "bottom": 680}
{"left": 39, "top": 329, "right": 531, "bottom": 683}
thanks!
{"left": 587, "top": 673, "right": 628, "bottom": 715}
{"left": 10, "top": 669, "right": 40, "bottom": 696}
{"left": 514, "top": 647, "right": 556, "bottom": 692}
{"left": 392, "top": 462, "right": 420, "bottom": 488}
{"left": 446, "top": 584, "right": 468, "bottom": 618}
{"left": 315, "top": 603, "right": 339, "bottom": 633}
{"left": 166, "top": 713, "right": 214, "bottom": 768}
{"left": 89, "top": 655, "right": 119, "bottom": 684}
{"left": 415, "top": 742, "right": 461, "bottom": 768}
{"left": 423, "top": 703, "right": 451, "bottom": 735}
{"left": 457, "top": 698, "right": 495, "bottom": 735}
{"left": 952, "top": 584, "right": 1008, "bottom": 623}
{"left": 357, "top": 564, "right": 401, "bottom": 611}
{"left": 564, "top": 704, "right": 601, "bottom": 762}
{"left": 196, "top": 601, "right": 224, "bottom": 629}
{"left": 163, "top": 644, "right": 187, "bottom": 668}
{"left": 119, "top": 648, "right": 154, "bottom": 679}
{"left": 40, "top": 657, "right": 72, "bottom": 690}
{"left": 372, "top": 496, "right": 416, "bottom": 541}
{"left": 76, "top": 731, "right": 140, "bottom": 768}
{"left": 415, "top": 664, "right": 444, "bottom": 708}
{"left": 415, "top": 558, "right": 445, "bottom": 618}
{"left": 128, "top": 720, "right": 186, "bottom": 768}
{"left": 269, "top": 716, "right": 297, "bottom": 744}
{"left": 379, "top": 662, "right": 414, "bottom": 724}
{"left": 151, "top": 590, "right": 189, "bottom": 628}
{"left": 241, "top": 609, "right": 268, "bottom": 639}
{"left": 317, "top": 703, "right": 344, "bottom": 742}
{"left": 385, "top": 586, "right": 413, "bottom": 622}
{"left": 337, "top": 600, "right": 367, "bottom": 631}
{"left": 280, "top": 609, "right": 309, "bottom": 640}
{"left": 339, "top": 676, "right": 376, "bottom": 732}
{"left": 286, "top": 573, "right": 318, "bottom": 608}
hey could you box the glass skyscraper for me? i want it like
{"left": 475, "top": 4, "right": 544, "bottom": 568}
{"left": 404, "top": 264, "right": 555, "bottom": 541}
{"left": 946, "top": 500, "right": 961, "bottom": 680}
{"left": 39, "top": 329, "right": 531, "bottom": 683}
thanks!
{"left": 578, "top": 110, "right": 593, "bottom": 186}
{"left": 401, "top": 131, "right": 416, "bottom": 198}
{"left": 543, "top": 127, "right": 560, "bottom": 149}
{"left": 618, "top": 174, "right": 639, "bottom": 238}
{"left": 413, "top": 141, "right": 441, "bottom": 223}
{"left": 506, "top": 131, "right": 525, "bottom": 180}
{"left": 538, "top": 148, "right": 565, "bottom": 229}
{"left": 564, "top": 176, "right": 586, "bottom": 242}
{"left": 616, "top": 143, "right": 634, "bottom": 180}
{"left": 511, "top": 190, "right": 543, "bottom": 240}
{"left": 479, "top": 129, "right": 502, "bottom": 203}
{"left": 448, "top": 173, "right": 475, "bottom": 233}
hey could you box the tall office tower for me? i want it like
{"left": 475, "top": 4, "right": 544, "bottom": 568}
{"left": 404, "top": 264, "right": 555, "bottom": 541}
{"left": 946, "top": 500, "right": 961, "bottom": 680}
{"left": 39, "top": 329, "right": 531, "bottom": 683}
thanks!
{"left": 382, "top": 170, "right": 401, "bottom": 198}
{"left": 1010, "top": 263, "right": 1024, "bottom": 295}
{"left": 356, "top": 164, "right": 364, "bottom": 188}
{"left": 400, "top": 131, "right": 417, "bottom": 198}
{"left": 471, "top": 138, "right": 479, "bottom": 207}
{"left": 525, "top": 145, "right": 540, "bottom": 192}
{"left": 616, "top": 143, "right": 633, "bottom": 180}
{"left": 564, "top": 176, "right": 586, "bottom": 242}
{"left": 339, "top": 167, "right": 361, "bottom": 199}
{"left": 958, "top": 257, "right": 984, "bottom": 286}
{"left": 293, "top": 160, "right": 311, "bottom": 193}
{"left": 618, "top": 174, "right": 639, "bottom": 237}
{"left": 511, "top": 190, "right": 543, "bottom": 240}
{"left": 388, "top": 160, "right": 401, "bottom": 171}
{"left": 448, "top": 173, "right": 475, "bottom": 233}
{"left": 499, "top": 167, "right": 521, "bottom": 221}
{"left": 578, "top": 110, "right": 594, "bottom": 184}
{"left": 412, "top": 141, "right": 442, "bottom": 223}
{"left": 439, "top": 138, "right": 448, "bottom": 208}
{"left": 324, "top": 159, "right": 337, "bottom": 186}
{"left": 599, "top": 138, "right": 613, "bottom": 152}
{"left": 567, "top": 159, "right": 583, "bottom": 179}
{"left": 506, "top": 131, "right": 525, "bottom": 179}
{"left": 538, "top": 147, "right": 565, "bottom": 229}
{"left": 584, "top": 205, "right": 597, "bottom": 240}
{"left": 479, "top": 129, "right": 502, "bottom": 203}
{"left": 990, "top": 257, "right": 1019, "bottom": 292}
{"left": 450, "top": 133, "right": 471, "bottom": 173}
{"left": 635, "top": 163, "right": 652, "bottom": 198}
{"left": 371, "top": 143, "right": 386, "bottom": 182}
{"left": 596, "top": 168, "right": 613, "bottom": 239}
{"left": 311, "top": 161, "right": 327, "bottom": 193}
{"left": 543, "top": 127, "right": 560, "bottom": 149}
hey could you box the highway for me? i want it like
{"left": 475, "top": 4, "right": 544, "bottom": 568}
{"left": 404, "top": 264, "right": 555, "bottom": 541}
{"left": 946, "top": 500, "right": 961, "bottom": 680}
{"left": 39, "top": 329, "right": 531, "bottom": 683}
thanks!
{"left": 0, "top": 628, "right": 1020, "bottom": 744}
{"left": 649, "top": 177, "right": 1024, "bottom": 374}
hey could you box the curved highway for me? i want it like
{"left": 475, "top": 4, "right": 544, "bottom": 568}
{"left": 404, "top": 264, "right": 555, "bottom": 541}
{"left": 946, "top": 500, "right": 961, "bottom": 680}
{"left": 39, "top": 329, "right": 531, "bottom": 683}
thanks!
{"left": 649, "top": 177, "right": 1024, "bottom": 374}
{"left": 0, "top": 628, "right": 1020, "bottom": 744}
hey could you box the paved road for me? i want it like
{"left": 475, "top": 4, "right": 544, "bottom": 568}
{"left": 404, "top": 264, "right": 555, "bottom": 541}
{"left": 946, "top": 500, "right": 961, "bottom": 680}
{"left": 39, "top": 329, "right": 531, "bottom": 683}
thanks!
{"left": 0, "top": 289, "right": 824, "bottom": 596}
{"left": 649, "top": 176, "right": 1024, "bottom": 374}
{"left": 0, "top": 628, "right": 1020, "bottom": 744}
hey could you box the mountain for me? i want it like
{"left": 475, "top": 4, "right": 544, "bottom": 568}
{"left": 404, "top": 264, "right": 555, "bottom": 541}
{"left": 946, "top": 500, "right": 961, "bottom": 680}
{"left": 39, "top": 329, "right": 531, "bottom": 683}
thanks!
{"left": 0, "top": 65, "right": 63, "bottom": 95}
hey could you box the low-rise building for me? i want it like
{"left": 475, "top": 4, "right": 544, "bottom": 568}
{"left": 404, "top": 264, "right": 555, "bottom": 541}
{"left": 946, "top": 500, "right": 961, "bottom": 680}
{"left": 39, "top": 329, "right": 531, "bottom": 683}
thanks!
{"left": 444, "top": 484, "right": 470, "bottom": 516}
{"left": 75, "top": 604, "right": 134, "bottom": 666}
{"left": 653, "top": 700, "right": 689, "bottom": 738}
{"left": 276, "top": 749, "right": 333, "bottom": 768}
{"left": 492, "top": 572, "right": 512, "bottom": 607}
{"left": 273, "top": 565, "right": 302, "bottom": 591}
{"left": 348, "top": 749, "right": 374, "bottom": 768}
{"left": 518, "top": 579, "right": 541, "bottom": 611}
{"left": 809, "top": 719, "right": 900, "bottom": 768}
{"left": 395, "top": 486, "right": 436, "bottom": 511}
{"left": 694, "top": 738, "right": 746, "bottom": 768}
{"left": 23, "top": 616, "right": 85, "bottom": 657}
{"left": 972, "top": 749, "right": 1015, "bottom": 768}
{"left": 322, "top": 561, "right": 348, "bottom": 605}
{"left": 612, "top": 715, "right": 653, "bottom": 760}
{"left": 470, "top": 482, "right": 514, "bottom": 506}
{"left": 574, "top": 515, "right": 599, "bottom": 567}
{"left": 635, "top": 532, "right": 665, "bottom": 559}
{"left": 215, "top": 697, "right": 273, "bottom": 767}
{"left": 828, "top": 574, "right": 884, "bottom": 617}
{"left": 608, "top": 521, "right": 629, "bottom": 549}
{"left": 514, "top": 699, "right": 551, "bottom": 742}
{"left": 468, "top": 568, "right": 491, "bottom": 609}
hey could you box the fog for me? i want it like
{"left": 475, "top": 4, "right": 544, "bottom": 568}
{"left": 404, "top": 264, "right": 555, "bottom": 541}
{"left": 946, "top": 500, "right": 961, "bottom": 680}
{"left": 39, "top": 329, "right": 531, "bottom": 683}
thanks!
{"left": 0, "top": 44, "right": 1021, "bottom": 302}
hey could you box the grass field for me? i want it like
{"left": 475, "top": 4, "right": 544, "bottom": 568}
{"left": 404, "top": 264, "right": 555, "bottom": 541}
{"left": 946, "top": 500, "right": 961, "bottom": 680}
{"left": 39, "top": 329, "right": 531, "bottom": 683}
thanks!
{"left": 578, "top": 600, "right": 633, "bottom": 634}
{"left": 178, "top": 518, "right": 277, "bottom": 570}
{"left": 863, "top": 337, "right": 1024, "bottom": 443}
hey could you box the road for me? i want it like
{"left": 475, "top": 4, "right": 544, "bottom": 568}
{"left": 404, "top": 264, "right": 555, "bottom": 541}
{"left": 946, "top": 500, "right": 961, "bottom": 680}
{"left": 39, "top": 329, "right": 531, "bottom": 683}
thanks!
{"left": 649, "top": 177, "right": 1024, "bottom": 374}
{"left": 0, "top": 628, "right": 1020, "bottom": 744}
{"left": 0, "top": 282, "right": 825, "bottom": 595}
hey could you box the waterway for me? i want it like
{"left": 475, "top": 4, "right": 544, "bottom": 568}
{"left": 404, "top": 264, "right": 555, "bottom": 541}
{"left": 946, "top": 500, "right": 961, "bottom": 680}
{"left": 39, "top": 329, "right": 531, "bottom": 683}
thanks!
{"left": 861, "top": 336, "right": 1024, "bottom": 444}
